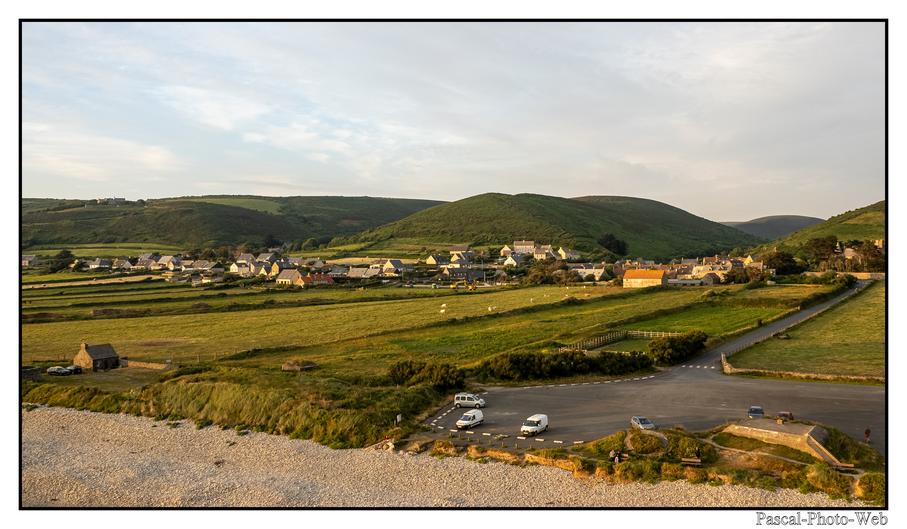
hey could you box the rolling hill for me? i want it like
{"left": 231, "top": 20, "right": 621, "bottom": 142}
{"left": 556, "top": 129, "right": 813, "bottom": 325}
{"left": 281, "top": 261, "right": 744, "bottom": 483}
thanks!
{"left": 337, "top": 193, "right": 761, "bottom": 260}
{"left": 21, "top": 196, "right": 442, "bottom": 249}
{"left": 723, "top": 215, "right": 824, "bottom": 240}
{"left": 754, "top": 201, "right": 886, "bottom": 253}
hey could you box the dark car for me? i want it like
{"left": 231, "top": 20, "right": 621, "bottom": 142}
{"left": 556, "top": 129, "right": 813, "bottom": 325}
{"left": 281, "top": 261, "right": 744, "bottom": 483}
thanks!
{"left": 747, "top": 405, "right": 765, "bottom": 419}
{"left": 65, "top": 365, "right": 83, "bottom": 374}
{"left": 777, "top": 411, "right": 794, "bottom": 421}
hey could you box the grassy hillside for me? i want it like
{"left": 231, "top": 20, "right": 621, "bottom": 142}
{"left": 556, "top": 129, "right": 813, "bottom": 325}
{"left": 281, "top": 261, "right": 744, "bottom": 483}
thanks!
{"left": 21, "top": 196, "right": 442, "bottom": 250}
{"left": 723, "top": 215, "right": 824, "bottom": 240}
{"left": 338, "top": 193, "right": 760, "bottom": 260}
{"left": 755, "top": 201, "right": 885, "bottom": 253}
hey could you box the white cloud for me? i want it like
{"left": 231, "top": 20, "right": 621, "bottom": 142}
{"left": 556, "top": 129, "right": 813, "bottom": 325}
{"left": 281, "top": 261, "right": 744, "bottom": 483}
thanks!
{"left": 153, "top": 85, "right": 271, "bottom": 130}
{"left": 23, "top": 121, "right": 181, "bottom": 183}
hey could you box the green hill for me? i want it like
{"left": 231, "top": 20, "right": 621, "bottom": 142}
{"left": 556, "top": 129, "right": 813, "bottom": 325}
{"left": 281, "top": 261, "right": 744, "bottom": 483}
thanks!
{"left": 21, "top": 195, "right": 442, "bottom": 249}
{"left": 723, "top": 215, "right": 824, "bottom": 240}
{"left": 755, "top": 201, "right": 886, "bottom": 253}
{"left": 337, "top": 193, "right": 760, "bottom": 260}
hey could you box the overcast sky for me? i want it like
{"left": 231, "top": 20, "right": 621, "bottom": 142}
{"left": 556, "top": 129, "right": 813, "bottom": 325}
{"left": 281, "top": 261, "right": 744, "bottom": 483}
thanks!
{"left": 22, "top": 21, "right": 884, "bottom": 220}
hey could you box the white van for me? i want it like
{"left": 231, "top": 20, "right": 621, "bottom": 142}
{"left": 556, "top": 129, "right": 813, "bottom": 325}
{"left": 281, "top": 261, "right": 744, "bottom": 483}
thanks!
{"left": 521, "top": 414, "right": 548, "bottom": 436}
{"left": 456, "top": 409, "right": 484, "bottom": 429}
{"left": 454, "top": 393, "right": 486, "bottom": 408}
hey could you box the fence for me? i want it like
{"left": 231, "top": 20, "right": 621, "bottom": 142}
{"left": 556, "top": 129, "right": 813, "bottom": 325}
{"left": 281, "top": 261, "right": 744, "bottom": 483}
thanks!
{"left": 559, "top": 329, "right": 684, "bottom": 352}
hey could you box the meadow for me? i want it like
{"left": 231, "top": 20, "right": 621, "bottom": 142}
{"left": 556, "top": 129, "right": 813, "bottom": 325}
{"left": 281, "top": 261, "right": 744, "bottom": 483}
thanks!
{"left": 730, "top": 281, "right": 885, "bottom": 377}
{"left": 23, "top": 243, "right": 183, "bottom": 258}
{"left": 21, "top": 280, "right": 852, "bottom": 448}
{"left": 21, "top": 284, "right": 625, "bottom": 363}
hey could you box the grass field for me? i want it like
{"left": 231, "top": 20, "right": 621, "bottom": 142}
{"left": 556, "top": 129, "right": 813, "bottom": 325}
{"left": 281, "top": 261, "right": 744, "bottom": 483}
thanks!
{"left": 21, "top": 271, "right": 117, "bottom": 284}
{"left": 23, "top": 243, "right": 183, "bottom": 258}
{"left": 729, "top": 282, "right": 885, "bottom": 377}
{"left": 21, "top": 284, "right": 628, "bottom": 363}
{"left": 601, "top": 338, "right": 652, "bottom": 353}
{"left": 622, "top": 304, "right": 792, "bottom": 337}
{"left": 172, "top": 197, "right": 283, "bottom": 214}
{"left": 22, "top": 279, "right": 866, "bottom": 448}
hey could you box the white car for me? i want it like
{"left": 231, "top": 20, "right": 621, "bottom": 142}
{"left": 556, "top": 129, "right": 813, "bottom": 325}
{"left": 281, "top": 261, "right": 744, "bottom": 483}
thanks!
{"left": 630, "top": 416, "right": 656, "bottom": 430}
{"left": 45, "top": 366, "right": 71, "bottom": 376}
{"left": 454, "top": 393, "right": 486, "bottom": 408}
{"left": 456, "top": 410, "right": 484, "bottom": 429}
{"left": 521, "top": 414, "right": 548, "bottom": 436}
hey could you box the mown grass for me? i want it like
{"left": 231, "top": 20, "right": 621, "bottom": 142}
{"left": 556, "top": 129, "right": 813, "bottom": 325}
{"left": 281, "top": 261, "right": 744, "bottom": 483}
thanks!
{"left": 23, "top": 242, "right": 184, "bottom": 258}
{"left": 622, "top": 304, "right": 789, "bottom": 337}
{"left": 712, "top": 432, "right": 817, "bottom": 464}
{"left": 730, "top": 282, "right": 885, "bottom": 377}
{"left": 21, "top": 284, "right": 629, "bottom": 363}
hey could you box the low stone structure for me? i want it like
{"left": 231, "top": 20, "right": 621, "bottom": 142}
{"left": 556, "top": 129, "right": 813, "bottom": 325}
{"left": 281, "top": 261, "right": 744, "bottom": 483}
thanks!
{"left": 73, "top": 343, "right": 120, "bottom": 372}
{"left": 722, "top": 419, "right": 848, "bottom": 467}
{"left": 721, "top": 354, "right": 884, "bottom": 384}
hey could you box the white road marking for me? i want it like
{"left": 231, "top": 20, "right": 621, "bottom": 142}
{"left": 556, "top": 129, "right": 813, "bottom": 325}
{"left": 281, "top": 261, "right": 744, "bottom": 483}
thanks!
{"left": 553, "top": 440, "right": 563, "bottom": 444}
{"left": 482, "top": 433, "right": 491, "bottom": 436}
{"left": 516, "top": 436, "right": 526, "bottom": 440}
{"left": 466, "top": 431, "right": 475, "bottom": 435}
{"left": 558, "top": 384, "right": 567, "bottom": 387}
{"left": 593, "top": 381, "right": 601, "bottom": 384}
{"left": 449, "top": 429, "right": 458, "bottom": 433}
{"left": 573, "top": 441, "right": 583, "bottom": 444}
{"left": 582, "top": 382, "right": 590, "bottom": 385}
{"left": 535, "top": 438, "right": 545, "bottom": 442}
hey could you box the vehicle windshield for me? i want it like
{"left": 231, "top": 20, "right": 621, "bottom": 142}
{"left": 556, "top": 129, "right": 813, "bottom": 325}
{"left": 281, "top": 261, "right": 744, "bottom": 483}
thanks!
{"left": 523, "top": 419, "right": 540, "bottom": 427}
{"left": 460, "top": 414, "right": 474, "bottom": 421}
{"left": 639, "top": 418, "right": 652, "bottom": 425}
{"left": 750, "top": 407, "right": 763, "bottom": 412}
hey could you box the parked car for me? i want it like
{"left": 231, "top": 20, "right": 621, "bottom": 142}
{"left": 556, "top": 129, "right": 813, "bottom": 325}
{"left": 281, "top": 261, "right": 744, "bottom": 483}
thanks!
{"left": 65, "top": 365, "right": 83, "bottom": 374}
{"left": 45, "top": 366, "right": 71, "bottom": 376}
{"left": 630, "top": 416, "right": 656, "bottom": 430}
{"left": 520, "top": 414, "right": 548, "bottom": 436}
{"left": 455, "top": 409, "right": 484, "bottom": 429}
{"left": 747, "top": 406, "right": 765, "bottom": 419}
{"left": 777, "top": 411, "right": 794, "bottom": 421}
{"left": 454, "top": 393, "right": 486, "bottom": 408}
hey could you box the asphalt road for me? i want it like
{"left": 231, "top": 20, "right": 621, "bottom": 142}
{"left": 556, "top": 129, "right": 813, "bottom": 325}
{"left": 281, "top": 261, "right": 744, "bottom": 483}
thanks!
{"left": 427, "top": 283, "right": 886, "bottom": 457}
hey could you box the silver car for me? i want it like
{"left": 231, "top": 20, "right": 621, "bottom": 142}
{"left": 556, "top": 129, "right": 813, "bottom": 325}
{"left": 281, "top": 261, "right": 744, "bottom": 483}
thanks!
{"left": 630, "top": 416, "right": 656, "bottom": 430}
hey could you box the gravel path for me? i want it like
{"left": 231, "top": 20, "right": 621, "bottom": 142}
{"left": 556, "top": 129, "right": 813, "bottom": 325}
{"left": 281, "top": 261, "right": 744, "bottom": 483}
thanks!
{"left": 22, "top": 407, "right": 860, "bottom": 508}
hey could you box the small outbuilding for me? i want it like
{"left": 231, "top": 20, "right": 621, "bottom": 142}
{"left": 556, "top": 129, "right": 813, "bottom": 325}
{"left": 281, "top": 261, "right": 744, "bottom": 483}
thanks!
{"left": 73, "top": 342, "right": 120, "bottom": 371}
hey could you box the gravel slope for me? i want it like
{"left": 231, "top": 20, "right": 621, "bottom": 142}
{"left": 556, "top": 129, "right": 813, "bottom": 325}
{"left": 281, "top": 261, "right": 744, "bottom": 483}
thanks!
{"left": 22, "top": 407, "right": 859, "bottom": 508}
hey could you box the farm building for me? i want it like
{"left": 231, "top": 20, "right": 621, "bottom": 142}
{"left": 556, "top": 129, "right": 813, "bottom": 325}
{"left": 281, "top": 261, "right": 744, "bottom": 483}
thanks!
{"left": 73, "top": 343, "right": 120, "bottom": 371}
{"left": 622, "top": 269, "right": 667, "bottom": 289}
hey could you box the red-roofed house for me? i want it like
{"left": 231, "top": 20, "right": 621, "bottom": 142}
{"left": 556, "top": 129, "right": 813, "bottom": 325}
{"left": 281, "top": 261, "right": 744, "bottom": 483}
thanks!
{"left": 622, "top": 269, "right": 667, "bottom": 289}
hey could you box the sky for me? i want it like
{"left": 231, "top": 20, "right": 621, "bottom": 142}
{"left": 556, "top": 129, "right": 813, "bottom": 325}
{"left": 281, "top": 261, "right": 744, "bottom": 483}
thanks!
{"left": 21, "top": 21, "right": 885, "bottom": 221}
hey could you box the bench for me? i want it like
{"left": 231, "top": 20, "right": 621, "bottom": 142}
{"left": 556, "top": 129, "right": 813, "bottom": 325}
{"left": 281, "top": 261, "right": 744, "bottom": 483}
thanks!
{"left": 681, "top": 457, "right": 702, "bottom": 466}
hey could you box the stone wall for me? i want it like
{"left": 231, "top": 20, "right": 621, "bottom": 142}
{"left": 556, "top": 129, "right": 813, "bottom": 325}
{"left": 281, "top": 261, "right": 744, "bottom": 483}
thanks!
{"left": 720, "top": 354, "right": 883, "bottom": 384}
{"left": 120, "top": 359, "right": 171, "bottom": 370}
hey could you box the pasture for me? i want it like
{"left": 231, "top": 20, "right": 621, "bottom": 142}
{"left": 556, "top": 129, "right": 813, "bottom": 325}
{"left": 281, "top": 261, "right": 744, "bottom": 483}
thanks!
{"left": 730, "top": 281, "right": 885, "bottom": 377}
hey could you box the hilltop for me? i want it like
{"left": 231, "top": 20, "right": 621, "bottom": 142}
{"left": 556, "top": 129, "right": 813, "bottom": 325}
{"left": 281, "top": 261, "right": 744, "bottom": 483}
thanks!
{"left": 21, "top": 195, "right": 443, "bottom": 249}
{"left": 754, "top": 201, "right": 885, "bottom": 253}
{"left": 723, "top": 215, "right": 824, "bottom": 240}
{"left": 337, "top": 193, "right": 760, "bottom": 260}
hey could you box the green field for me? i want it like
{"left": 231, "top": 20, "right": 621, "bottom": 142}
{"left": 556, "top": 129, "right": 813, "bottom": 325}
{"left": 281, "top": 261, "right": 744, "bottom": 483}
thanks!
{"left": 171, "top": 197, "right": 283, "bottom": 214}
{"left": 21, "top": 284, "right": 627, "bottom": 363}
{"left": 729, "top": 282, "right": 885, "bottom": 377}
{"left": 22, "top": 279, "right": 857, "bottom": 448}
{"left": 23, "top": 243, "right": 183, "bottom": 258}
{"left": 622, "top": 304, "right": 792, "bottom": 337}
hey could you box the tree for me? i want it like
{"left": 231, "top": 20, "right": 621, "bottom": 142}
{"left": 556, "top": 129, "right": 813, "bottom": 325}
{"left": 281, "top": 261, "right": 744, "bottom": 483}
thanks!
{"left": 301, "top": 238, "right": 318, "bottom": 251}
{"left": 762, "top": 250, "right": 805, "bottom": 275}
{"left": 801, "top": 236, "right": 838, "bottom": 267}
{"left": 263, "top": 234, "right": 282, "bottom": 248}
{"left": 597, "top": 233, "right": 628, "bottom": 256}
{"left": 45, "top": 249, "right": 74, "bottom": 273}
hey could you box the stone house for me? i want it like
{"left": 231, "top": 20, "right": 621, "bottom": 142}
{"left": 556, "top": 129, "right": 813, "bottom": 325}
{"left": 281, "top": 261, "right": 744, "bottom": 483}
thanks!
{"left": 622, "top": 269, "right": 667, "bottom": 289}
{"left": 73, "top": 343, "right": 120, "bottom": 371}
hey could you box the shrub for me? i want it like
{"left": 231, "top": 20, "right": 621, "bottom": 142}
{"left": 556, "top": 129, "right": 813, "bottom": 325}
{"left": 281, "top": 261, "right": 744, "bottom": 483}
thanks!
{"left": 660, "top": 462, "right": 684, "bottom": 481}
{"left": 387, "top": 360, "right": 427, "bottom": 385}
{"left": 648, "top": 331, "right": 708, "bottom": 365}
{"left": 429, "top": 440, "right": 459, "bottom": 458}
{"left": 387, "top": 360, "right": 465, "bottom": 390}
{"left": 576, "top": 431, "right": 627, "bottom": 458}
{"left": 666, "top": 430, "right": 718, "bottom": 464}
{"left": 628, "top": 431, "right": 663, "bottom": 454}
{"left": 805, "top": 463, "right": 852, "bottom": 499}
{"left": 614, "top": 460, "right": 662, "bottom": 483}
{"left": 684, "top": 466, "right": 709, "bottom": 484}
{"left": 474, "top": 350, "right": 651, "bottom": 381}
{"left": 568, "top": 455, "right": 596, "bottom": 475}
{"left": 856, "top": 473, "right": 885, "bottom": 505}
{"left": 595, "top": 460, "right": 614, "bottom": 477}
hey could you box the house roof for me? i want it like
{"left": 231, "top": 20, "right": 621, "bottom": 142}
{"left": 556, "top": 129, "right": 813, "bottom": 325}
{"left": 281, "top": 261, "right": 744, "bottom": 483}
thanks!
{"left": 276, "top": 269, "right": 302, "bottom": 281}
{"left": 623, "top": 269, "right": 666, "bottom": 280}
{"left": 81, "top": 343, "right": 118, "bottom": 359}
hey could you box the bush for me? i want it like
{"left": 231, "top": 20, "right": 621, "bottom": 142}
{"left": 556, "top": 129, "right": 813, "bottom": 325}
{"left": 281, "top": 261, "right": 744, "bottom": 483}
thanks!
{"left": 660, "top": 462, "right": 684, "bottom": 481}
{"left": 684, "top": 466, "right": 708, "bottom": 484}
{"left": 856, "top": 473, "right": 885, "bottom": 505}
{"left": 805, "top": 463, "right": 853, "bottom": 499}
{"left": 648, "top": 331, "right": 708, "bottom": 365}
{"left": 474, "top": 350, "right": 652, "bottom": 381}
{"left": 614, "top": 460, "right": 662, "bottom": 483}
{"left": 575, "top": 431, "right": 626, "bottom": 458}
{"left": 628, "top": 431, "right": 663, "bottom": 454}
{"left": 387, "top": 360, "right": 465, "bottom": 390}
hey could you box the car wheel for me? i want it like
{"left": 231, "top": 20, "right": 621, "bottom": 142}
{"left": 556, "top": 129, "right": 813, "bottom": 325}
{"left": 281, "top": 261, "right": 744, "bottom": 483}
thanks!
{"left": 475, "top": 403, "right": 481, "bottom": 408}
{"left": 455, "top": 403, "right": 460, "bottom": 408}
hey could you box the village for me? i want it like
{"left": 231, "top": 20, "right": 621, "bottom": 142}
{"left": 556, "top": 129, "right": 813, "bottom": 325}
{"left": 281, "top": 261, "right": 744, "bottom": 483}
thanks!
{"left": 19, "top": 238, "right": 801, "bottom": 290}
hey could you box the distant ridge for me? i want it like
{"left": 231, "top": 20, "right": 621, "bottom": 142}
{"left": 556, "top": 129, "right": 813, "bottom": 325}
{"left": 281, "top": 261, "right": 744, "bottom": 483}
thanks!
{"left": 754, "top": 201, "right": 885, "bottom": 254}
{"left": 722, "top": 215, "right": 824, "bottom": 240}
{"left": 338, "top": 193, "right": 760, "bottom": 260}
{"left": 21, "top": 195, "right": 443, "bottom": 248}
